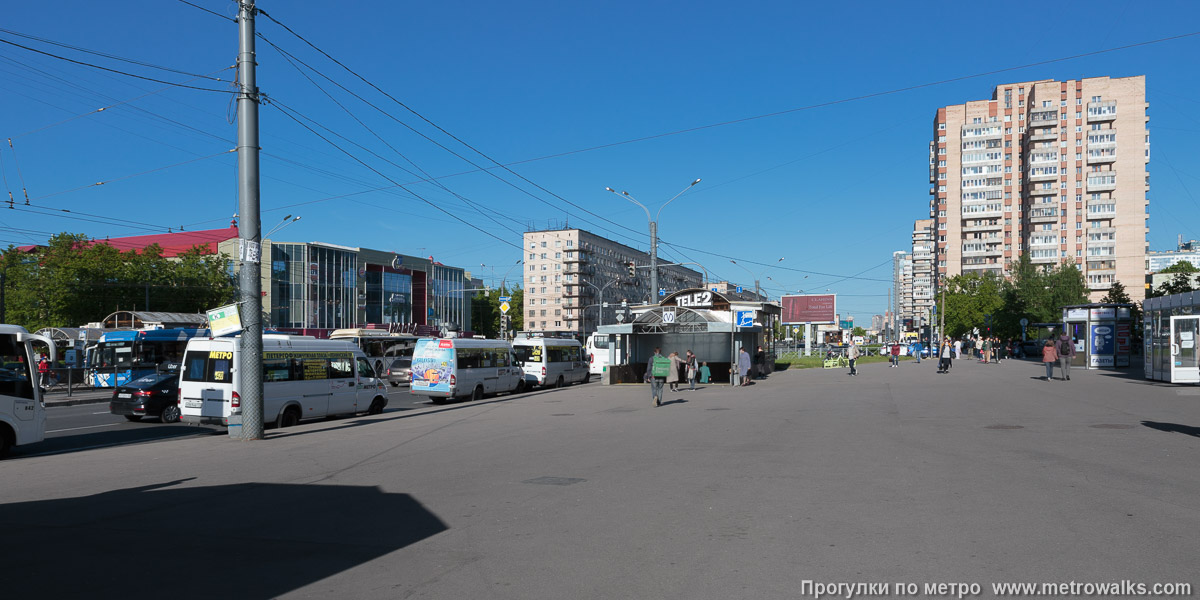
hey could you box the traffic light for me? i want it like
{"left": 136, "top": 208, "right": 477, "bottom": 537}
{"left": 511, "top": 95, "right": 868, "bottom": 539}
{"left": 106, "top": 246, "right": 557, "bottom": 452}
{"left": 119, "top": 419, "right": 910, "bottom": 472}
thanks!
{"left": 627, "top": 262, "right": 636, "bottom": 277}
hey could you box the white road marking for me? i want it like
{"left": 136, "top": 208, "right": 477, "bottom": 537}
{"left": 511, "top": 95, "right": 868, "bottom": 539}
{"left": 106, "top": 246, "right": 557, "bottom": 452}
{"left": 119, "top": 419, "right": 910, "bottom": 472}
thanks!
{"left": 46, "top": 423, "right": 121, "bottom": 433}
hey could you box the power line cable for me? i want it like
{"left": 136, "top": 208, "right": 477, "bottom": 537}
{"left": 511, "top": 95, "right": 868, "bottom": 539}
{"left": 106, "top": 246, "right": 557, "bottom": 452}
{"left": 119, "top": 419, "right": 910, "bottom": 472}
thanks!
{"left": 176, "top": 0, "right": 235, "bottom": 22}
{"left": 5, "top": 139, "right": 31, "bottom": 205}
{"left": 0, "top": 37, "right": 235, "bottom": 93}
{"left": 28, "top": 149, "right": 234, "bottom": 202}
{"left": 0, "top": 27, "right": 232, "bottom": 82}
{"left": 255, "top": 12, "right": 652, "bottom": 245}
{"left": 269, "top": 99, "right": 521, "bottom": 250}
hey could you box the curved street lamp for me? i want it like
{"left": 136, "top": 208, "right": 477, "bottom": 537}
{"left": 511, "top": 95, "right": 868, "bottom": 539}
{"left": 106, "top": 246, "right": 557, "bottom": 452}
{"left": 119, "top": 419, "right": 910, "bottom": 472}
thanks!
{"left": 605, "top": 178, "right": 701, "bottom": 303}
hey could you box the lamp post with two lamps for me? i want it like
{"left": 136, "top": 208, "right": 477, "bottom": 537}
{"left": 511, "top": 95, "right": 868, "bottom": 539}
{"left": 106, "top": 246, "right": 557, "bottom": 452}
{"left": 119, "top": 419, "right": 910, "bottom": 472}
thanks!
{"left": 605, "top": 178, "right": 701, "bottom": 303}
{"left": 728, "top": 257, "right": 784, "bottom": 301}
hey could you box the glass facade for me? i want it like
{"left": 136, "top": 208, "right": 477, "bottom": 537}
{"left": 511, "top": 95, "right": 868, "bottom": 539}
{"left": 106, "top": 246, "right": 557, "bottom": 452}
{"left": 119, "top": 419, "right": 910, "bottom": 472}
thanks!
{"left": 269, "top": 243, "right": 358, "bottom": 329}
{"left": 267, "top": 243, "right": 467, "bottom": 331}
{"left": 1143, "top": 291, "right": 1200, "bottom": 383}
{"left": 365, "top": 269, "right": 413, "bottom": 324}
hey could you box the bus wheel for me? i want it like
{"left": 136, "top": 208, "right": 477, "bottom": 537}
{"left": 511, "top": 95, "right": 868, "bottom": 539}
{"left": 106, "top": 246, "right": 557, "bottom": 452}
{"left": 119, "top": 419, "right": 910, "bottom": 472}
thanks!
{"left": 279, "top": 407, "right": 301, "bottom": 428}
{"left": 125, "top": 415, "right": 144, "bottom": 422}
{"left": 160, "top": 404, "right": 181, "bottom": 424}
{"left": 368, "top": 398, "right": 385, "bottom": 415}
{"left": 471, "top": 386, "right": 484, "bottom": 402}
{"left": 555, "top": 376, "right": 564, "bottom": 389}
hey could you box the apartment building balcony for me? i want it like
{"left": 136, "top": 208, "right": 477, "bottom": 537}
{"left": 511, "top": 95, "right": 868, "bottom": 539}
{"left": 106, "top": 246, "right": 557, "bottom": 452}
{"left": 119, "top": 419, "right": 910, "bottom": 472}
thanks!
{"left": 961, "top": 223, "right": 1002, "bottom": 233}
{"left": 961, "top": 208, "right": 1003, "bottom": 219}
{"left": 961, "top": 246, "right": 1003, "bottom": 257}
{"left": 562, "top": 286, "right": 594, "bottom": 298}
{"left": 1086, "top": 174, "right": 1117, "bottom": 193}
{"left": 1086, "top": 267, "right": 1117, "bottom": 277}
{"left": 1029, "top": 111, "right": 1060, "bottom": 125}
{"left": 1028, "top": 185, "right": 1058, "bottom": 196}
{"left": 1028, "top": 208, "right": 1060, "bottom": 223}
{"left": 1086, "top": 226, "right": 1116, "bottom": 236}
{"left": 1027, "top": 170, "right": 1060, "bottom": 183}
{"left": 1028, "top": 128, "right": 1058, "bottom": 142}
{"left": 562, "top": 252, "right": 589, "bottom": 263}
{"left": 1087, "top": 149, "right": 1117, "bottom": 164}
{"left": 1087, "top": 130, "right": 1117, "bottom": 148}
{"left": 1030, "top": 255, "right": 1060, "bottom": 264}
{"left": 1087, "top": 101, "right": 1117, "bottom": 122}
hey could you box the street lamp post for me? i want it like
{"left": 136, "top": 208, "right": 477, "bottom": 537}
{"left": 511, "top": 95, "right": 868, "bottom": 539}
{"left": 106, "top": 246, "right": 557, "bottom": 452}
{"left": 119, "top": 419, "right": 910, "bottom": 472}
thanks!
{"left": 583, "top": 279, "right": 626, "bottom": 329}
{"left": 264, "top": 214, "right": 301, "bottom": 238}
{"left": 605, "top": 178, "right": 701, "bottom": 304}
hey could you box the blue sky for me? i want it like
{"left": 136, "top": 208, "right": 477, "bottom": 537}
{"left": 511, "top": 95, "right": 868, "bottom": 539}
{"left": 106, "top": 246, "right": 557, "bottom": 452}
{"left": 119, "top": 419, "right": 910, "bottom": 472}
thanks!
{"left": 2, "top": 0, "right": 1198, "bottom": 320}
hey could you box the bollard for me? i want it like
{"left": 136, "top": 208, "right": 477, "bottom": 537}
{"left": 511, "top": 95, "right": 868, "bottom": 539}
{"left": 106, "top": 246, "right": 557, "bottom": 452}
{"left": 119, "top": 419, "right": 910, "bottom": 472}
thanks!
{"left": 67, "top": 368, "right": 72, "bottom": 397}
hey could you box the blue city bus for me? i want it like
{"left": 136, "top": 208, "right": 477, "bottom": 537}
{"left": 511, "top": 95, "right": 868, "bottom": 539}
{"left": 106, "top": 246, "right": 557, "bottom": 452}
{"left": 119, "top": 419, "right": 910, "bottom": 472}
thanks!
{"left": 89, "top": 328, "right": 209, "bottom": 388}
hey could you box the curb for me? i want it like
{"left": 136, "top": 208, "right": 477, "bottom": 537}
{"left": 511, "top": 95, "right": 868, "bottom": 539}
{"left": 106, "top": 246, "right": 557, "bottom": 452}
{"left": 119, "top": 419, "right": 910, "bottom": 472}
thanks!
{"left": 45, "top": 396, "right": 112, "bottom": 408}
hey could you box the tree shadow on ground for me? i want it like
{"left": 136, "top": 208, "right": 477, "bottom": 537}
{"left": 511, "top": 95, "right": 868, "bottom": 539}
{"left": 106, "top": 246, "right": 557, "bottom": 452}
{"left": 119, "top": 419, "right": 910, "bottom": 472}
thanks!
{"left": 1141, "top": 420, "right": 1200, "bottom": 438}
{"left": 0, "top": 479, "right": 447, "bottom": 599}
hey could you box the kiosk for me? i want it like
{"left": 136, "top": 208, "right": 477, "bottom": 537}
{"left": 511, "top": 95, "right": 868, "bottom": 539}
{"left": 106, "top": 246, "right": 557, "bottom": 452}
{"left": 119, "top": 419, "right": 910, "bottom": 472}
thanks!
{"left": 1144, "top": 291, "right": 1200, "bottom": 384}
{"left": 1060, "top": 303, "right": 1134, "bottom": 370}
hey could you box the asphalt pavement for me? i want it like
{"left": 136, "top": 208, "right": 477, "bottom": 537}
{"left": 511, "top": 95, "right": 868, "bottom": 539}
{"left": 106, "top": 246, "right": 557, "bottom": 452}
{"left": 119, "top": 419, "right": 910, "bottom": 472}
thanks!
{"left": 3, "top": 357, "right": 1198, "bottom": 599}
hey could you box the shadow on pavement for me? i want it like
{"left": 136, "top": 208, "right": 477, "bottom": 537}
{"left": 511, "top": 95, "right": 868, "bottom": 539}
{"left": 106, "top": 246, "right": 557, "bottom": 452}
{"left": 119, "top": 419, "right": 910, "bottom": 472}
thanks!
{"left": 1, "top": 479, "right": 448, "bottom": 599}
{"left": 1141, "top": 420, "right": 1200, "bottom": 438}
{"left": 659, "top": 399, "right": 689, "bottom": 407}
{"left": 9, "top": 424, "right": 223, "bottom": 459}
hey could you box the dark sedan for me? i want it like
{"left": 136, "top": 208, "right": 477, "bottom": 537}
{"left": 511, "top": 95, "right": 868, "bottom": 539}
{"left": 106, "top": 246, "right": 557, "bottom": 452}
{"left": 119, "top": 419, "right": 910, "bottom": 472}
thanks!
{"left": 110, "top": 371, "right": 181, "bottom": 423}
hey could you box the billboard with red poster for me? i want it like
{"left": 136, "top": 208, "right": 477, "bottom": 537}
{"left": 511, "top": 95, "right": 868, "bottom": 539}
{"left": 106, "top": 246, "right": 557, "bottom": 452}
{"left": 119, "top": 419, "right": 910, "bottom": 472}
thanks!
{"left": 782, "top": 294, "right": 836, "bottom": 324}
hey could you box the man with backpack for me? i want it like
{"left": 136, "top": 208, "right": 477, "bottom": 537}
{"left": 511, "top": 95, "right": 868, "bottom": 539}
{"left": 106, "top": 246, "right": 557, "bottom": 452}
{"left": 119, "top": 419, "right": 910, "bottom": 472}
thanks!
{"left": 646, "top": 347, "right": 669, "bottom": 407}
{"left": 1057, "top": 332, "right": 1076, "bottom": 381}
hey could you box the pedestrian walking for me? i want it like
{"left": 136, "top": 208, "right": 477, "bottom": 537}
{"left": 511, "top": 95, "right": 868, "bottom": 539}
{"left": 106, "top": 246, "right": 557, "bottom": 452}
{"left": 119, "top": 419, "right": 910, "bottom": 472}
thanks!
{"left": 667, "top": 351, "right": 683, "bottom": 392}
{"left": 889, "top": 341, "right": 900, "bottom": 367}
{"left": 737, "top": 347, "right": 751, "bottom": 386}
{"left": 1041, "top": 339, "right": 1058, "bottom": 381}
{"left": 37, "top": 353, "right": 51, "bottom": 388}
{"left": 1057, "top": 332, "right": 1076, "bottom": 381}
{"left": 685, "top": 350, "right": 698, "bottom": 391}
{"left": 937, "top": 338, "right": 953, "bottom": 373}
{"left": 753, "top": 346, "right": 766, "bottom": 379}
{"left": 699, "top": 361, "right": 711, "bottom": 384}
{"left": 847, "top": 339, "right": 860, "bottom": 377}
{"left": 911, "top": 340, "right": 923, "bottom": 364}
{"left": 953, "top": 338, "right": 962, "bottom": 360}
{"left": 981, "top": 337, "right": 991, "bottom": 364}
{"left": 646, "top": 347, "right": 669, "bottom": 406}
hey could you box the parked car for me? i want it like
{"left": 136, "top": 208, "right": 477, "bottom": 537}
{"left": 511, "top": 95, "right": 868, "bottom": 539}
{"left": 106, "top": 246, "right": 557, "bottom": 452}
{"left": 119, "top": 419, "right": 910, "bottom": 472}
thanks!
{"left": 110, "top": 369, "right": 181, "bottom": 423}
{"left": 387, "top": 357, "right": 412, "bottom": 387}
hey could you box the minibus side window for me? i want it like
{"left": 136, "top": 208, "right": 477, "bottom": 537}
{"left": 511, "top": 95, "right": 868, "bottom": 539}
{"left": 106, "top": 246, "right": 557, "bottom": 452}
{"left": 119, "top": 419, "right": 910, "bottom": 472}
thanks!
{"left": 356, "top": 358, "right": 375, "bottom": 379}
{"left": 298, "top": 358, "right": 329, "bottom": 380}
{"left": 457, "top": 348, "right": 480, "bottom": 369}
{"left": 328, "top": 356, "right": 354, "bottom": 379}
{"left": 263, "top": 357, "right": 290, "bottom": 382}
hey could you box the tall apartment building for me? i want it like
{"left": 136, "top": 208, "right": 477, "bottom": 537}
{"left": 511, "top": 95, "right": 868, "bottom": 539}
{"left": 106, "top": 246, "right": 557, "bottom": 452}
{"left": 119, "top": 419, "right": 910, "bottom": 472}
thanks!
{"left": 911, "top": 219, "right": 936, "bottom": 325}
{"left": 929, "top": 75, "right": 1149, "bottom": 302}
{"left": 892, "top": 251, "right": 913, "bottom": 330}
{"left": 523, "top": 228, "right": 703, "bottom": 335}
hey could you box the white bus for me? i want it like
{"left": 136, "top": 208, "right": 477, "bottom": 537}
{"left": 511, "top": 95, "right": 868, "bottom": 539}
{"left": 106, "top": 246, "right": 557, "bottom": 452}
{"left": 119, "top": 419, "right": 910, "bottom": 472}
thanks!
{"left": 0, "top": 325, "right": 55, "bottom": 457}
{"left": 585, "top": 333, "right": 625, "bottom": 376}
{"left": 329, "top": 329, "right": 419, "bottom": 376}
{"left": 512, "top": 337, "right": 590, "bottom": 387}
{"left": 179, "top": 335, "right": 389, "bottom": 428}
{"left": 410, "top": 338, "right": 524, "bottom": 403}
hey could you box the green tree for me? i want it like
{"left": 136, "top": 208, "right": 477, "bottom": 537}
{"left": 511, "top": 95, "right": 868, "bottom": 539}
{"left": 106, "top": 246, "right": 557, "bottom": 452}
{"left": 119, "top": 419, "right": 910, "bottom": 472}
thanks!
{"left": 1159, "top": 260, "right": 1198, "bottom": 274}
{"left": 851, "top": 326, "right": 867, "bottom": 337}
{"left": 942, "top": 271, "right": 1005, "bottom": 337}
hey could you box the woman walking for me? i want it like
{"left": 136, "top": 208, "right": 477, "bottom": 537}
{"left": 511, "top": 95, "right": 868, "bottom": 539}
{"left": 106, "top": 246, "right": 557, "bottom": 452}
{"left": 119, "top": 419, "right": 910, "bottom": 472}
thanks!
{"left": 667, "top": 351, "right": 683, "bottom": 392}
{"left": 1041, "top": 339, "right": 1058, "bottom": 381}
{"left": 685, "top": 350, "right": 698, "bottom": 391}
{"left": 937, "top": 338, "right": 953, "bottom": 374}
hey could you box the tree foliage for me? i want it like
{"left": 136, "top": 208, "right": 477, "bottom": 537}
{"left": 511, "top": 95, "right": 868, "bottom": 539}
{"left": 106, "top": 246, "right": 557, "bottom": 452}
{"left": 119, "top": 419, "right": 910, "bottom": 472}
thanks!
{"left": 1, "top": 233, "right": 234, "bottom": 331}
{"left": 936, "top": 256, "right": 1088, "bottom": 339}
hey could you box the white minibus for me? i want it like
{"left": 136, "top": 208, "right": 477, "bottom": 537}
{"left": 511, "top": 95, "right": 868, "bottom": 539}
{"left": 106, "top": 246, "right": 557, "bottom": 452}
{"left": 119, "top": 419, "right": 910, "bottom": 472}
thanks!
{"left": 409, "top": 338, "right": 523, "bottom": 403}
{"left": 585, "top": 333, "right": 624, "bottom": 376}
{"left": 178, "top": 335, "right": 389, "bottom": 428}
{"left": 0, "top": 325, "right": 54, "bottom": 457}
{"left": 512, "top": 337, "right": 589, "bottom": 387}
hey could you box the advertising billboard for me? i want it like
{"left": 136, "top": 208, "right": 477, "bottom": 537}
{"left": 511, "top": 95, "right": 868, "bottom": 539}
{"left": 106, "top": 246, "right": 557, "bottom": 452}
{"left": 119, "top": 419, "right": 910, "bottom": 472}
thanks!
{"left": 782, "top": 294, "right": 836, "bottom": 324}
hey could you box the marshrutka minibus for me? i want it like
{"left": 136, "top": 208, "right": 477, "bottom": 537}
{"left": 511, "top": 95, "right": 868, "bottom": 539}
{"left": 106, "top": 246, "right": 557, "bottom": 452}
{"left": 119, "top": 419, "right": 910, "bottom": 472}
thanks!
{"left": 179, "top": 334, "right": 389, "bottom": 428}
{"left": 409, "top": 337, "right": 524, "bottom": 403}
{"left": 0, "top": 325, "right": 55, "bottom": 457}
{"left": 512, "top": 337, "right": 589, "bottom": 388}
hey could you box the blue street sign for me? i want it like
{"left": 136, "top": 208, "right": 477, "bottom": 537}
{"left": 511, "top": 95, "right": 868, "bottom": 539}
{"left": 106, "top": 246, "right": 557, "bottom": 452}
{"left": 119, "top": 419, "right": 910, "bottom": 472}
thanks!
{"left": 735, "top": 286, "right": 743, "bottom": 293}
{"left": 711, "top": 287, "right": 719, "bottom": 292}
{"left": 659, "top": 288, "right": 666, "bottom": 297}
{"left": 736, "top": 311, "right": 754, "bottom": 327}
{"left": 498, "top": 296, "right": 511, "bottom": 302}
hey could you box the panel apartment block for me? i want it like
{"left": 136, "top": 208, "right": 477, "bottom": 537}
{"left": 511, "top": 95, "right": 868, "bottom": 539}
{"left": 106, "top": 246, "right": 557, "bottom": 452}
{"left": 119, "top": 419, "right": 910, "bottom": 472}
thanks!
{"left": 522, "top": 229, "right": 703, "bottom": 335}
{"left": 929, "top": 75, "right": 1148, "bottom": 302}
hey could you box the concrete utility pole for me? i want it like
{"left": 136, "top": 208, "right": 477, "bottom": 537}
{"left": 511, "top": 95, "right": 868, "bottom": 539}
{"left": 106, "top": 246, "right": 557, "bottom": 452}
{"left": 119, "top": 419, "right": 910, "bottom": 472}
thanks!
{"left": 236, "top": 0, "right": 264, "bottom": 440}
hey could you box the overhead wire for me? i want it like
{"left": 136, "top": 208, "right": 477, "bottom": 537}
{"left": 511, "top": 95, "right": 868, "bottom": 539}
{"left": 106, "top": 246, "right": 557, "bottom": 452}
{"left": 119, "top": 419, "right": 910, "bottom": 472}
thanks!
{"left": 0, "top": 37, "right": 234, "bottom": 94}
{"left": 268, "top": 98, "right": 522, "bottom": 250}
{"left": 28, "top": 149, "right": 235, "bottom": 202}
{"left": 0, "top": 27, "right": 233, "bottom": 82}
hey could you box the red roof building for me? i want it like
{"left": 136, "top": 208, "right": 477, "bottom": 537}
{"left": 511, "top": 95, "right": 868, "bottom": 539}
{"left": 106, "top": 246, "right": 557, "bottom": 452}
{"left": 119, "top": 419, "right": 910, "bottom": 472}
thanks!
{"left": 91, "top": 224, "right": 239, "bottom": 257}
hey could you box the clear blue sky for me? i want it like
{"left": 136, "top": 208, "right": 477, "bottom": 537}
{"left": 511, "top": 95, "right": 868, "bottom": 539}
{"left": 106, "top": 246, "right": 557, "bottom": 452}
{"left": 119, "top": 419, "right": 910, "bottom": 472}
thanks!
{"left": 2, "top": 0, "right": 1198, "bottom": 320}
